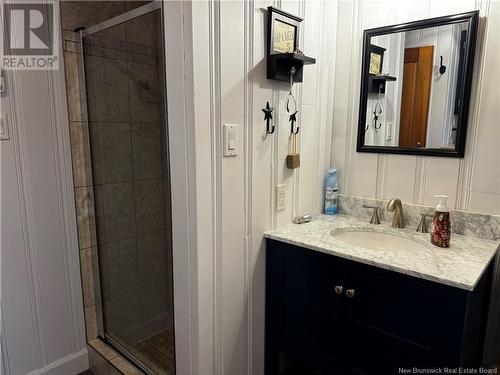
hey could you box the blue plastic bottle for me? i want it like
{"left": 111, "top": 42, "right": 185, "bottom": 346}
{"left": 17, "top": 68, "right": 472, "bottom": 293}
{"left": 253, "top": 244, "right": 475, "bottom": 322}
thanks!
{"left": 324, "top": 169, "right": 338, "bottom": 215}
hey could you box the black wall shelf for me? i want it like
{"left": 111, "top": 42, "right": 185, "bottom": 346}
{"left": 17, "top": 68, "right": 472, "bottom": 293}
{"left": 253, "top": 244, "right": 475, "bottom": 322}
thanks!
{"left": 368, "top": 74, "right": 396, "bottom": 94}
{"left": 267, "top": 53, "right": 316, "bottom": 82}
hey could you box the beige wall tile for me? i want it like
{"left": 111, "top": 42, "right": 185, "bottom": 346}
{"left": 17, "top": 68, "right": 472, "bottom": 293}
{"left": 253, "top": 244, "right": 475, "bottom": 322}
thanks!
{"left": 125, "top": 9, "right": 161, "bottom": 48}
{"left": 139, "top": 281, "right": 169, "bottom": 339}
{"left": 80, "top": 247, "right": 96, "bottom": 307}
{"left": 93, "top": 22, "right": 127, "bottom": 43}
{"left": 100, "top": 238, "right": 138, "bottom": 300}
{"left": 88, "top": 339, "right": 118, "bottom": 362}
{"left": 105, "top": 292, "right": 141, "bottom": 346}
{"left": 128, "top": 62, "right": 163, "bottom": 123}
{"left": 88, "top": 345, "right": 110, "bottom": 375}
{"left": 94, "top": 182, "right": 136, "bottom": 244}
{"left": 69, "top": 122, "right": 91, "bottom": 187}
{"left": 64, "top": 40, "right": 82, "bottom": 54}
{"left": 137, "top": 231, "right": 167, "bottom": 288}
{"left": 89, "top": 122, "right": 133, "bottom": 185}
{"left": 131, "top": 122, "right": 164, "bottom": 180}
{"left": 84, "top": 305, "right": 98, "bottom": 341}
{"left": 62, "top": 28, "right": 80, "bottom": 43}
{"left": 64, "top": 52, "right": 85, "bottom": 122}
{"left": 61, "top": 1, "right": 126, "bottom": 32}
{"left": 75, "top": 186, "right": 96, "bottom": 249}
{"left": 85, "top": 56, "right": 130, "bottom": 123}
{"left": 134, "top": 179, "right": 165, "bottom": 234}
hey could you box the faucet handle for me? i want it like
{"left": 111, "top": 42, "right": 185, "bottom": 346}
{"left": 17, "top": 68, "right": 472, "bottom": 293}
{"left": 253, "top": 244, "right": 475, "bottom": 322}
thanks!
{"left": 362, "top": 205, "right": 381, "bottom": 225}
{"left": 416, "top": 213, "right": 433, "bottom": 233}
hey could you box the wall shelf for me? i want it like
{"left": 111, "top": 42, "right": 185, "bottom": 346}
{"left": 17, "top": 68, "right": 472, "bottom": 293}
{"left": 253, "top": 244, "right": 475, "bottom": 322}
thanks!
{"left": 368, "top": 74, "right": 396, "bottom": 94}
{"left": 267, "top": 53, "right": 316, "bottom": 82}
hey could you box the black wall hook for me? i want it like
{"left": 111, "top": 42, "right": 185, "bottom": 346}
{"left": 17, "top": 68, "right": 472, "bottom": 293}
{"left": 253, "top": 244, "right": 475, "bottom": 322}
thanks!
{"left": 439, "top": 56, "right": 447, "bottom": 75}
{"left": 262, "top": 101, "right": 275, "bottom": 134}
{"left": 289, "top": 110, "right": 300, "bottom": 134}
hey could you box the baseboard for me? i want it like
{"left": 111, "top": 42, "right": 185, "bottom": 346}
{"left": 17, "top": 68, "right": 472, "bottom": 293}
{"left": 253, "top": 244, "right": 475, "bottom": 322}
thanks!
{"left": 26, "top": 349, "right": 88, "bottom": 375}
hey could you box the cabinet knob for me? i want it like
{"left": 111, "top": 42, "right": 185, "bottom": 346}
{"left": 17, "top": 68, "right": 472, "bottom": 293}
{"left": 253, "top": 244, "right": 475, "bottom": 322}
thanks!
{"left": 346, "top": 289, "right": 356, "bottom": 298}
{"left": 334, "top": 286, "right": 344, "bottom": 295}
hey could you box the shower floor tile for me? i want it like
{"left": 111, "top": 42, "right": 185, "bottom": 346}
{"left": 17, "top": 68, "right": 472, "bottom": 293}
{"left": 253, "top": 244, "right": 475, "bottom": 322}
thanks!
{"left": 133, "top": 328, "right": 175, "bottom": 375}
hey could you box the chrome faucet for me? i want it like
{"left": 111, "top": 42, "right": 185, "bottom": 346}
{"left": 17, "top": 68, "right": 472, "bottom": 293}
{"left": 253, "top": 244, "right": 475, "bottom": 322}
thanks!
{"left": 387, "top": 198, "right": 405, "bottom": 228}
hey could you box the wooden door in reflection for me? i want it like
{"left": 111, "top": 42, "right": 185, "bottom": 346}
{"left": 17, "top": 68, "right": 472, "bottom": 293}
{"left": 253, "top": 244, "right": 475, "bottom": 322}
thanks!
{"left": 399, "top": 46, "right": 434, "bottom": 148}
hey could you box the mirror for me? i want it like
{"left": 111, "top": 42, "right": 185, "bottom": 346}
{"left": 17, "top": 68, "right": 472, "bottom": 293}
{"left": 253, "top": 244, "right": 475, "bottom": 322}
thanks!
{"left": 357, "top": 11, "right": 479, "bottom": 157}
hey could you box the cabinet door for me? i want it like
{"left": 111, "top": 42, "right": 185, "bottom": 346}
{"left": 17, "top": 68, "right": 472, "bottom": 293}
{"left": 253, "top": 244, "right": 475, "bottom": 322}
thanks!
{"left": 279, "top": 245, "right": 353, "bottom": 373}
{"left": 350, "top": 322, "right": 434, "bottom": 375}
{"left": 349, "top": 266, "right": 466, "bottom": 365}
{"left": 282, "top": 296, "right": 351, "bottom": 373}
{"left": 281, "top": 245, "right": 352, "bottom": 316}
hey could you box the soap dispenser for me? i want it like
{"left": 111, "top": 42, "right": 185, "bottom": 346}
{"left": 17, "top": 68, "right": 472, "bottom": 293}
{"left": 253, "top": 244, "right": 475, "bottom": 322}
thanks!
{"left": 431, "top": 195, "right": 451, "bottom": 248}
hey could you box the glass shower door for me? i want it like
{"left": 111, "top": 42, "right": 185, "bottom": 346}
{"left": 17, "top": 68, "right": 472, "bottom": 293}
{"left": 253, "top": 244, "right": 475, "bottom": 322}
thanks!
{"left": 82, "top": 4, "right": 174, "bottom": 374}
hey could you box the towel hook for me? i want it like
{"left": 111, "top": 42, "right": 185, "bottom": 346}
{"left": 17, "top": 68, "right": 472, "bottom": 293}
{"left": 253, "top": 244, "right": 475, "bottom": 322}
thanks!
{"left": 439, "top": 56, "right": 446, "bottom": 75}
{"left": 262, "top": 101, "right": 275, "bottom": 134}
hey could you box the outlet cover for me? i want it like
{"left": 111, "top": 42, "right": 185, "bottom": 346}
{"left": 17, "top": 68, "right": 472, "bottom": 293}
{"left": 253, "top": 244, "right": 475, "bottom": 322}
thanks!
{"left": 276, "top": 184, "right": 286, "bottom": 211}
{"left": 386, "top": 122, "right": 393, "bottom": 142}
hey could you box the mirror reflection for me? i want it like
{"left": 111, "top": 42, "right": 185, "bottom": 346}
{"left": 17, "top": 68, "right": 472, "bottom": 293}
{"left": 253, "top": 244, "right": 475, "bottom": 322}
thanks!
{"left": 362, "top": 21, "right": 469, "bottom": 149}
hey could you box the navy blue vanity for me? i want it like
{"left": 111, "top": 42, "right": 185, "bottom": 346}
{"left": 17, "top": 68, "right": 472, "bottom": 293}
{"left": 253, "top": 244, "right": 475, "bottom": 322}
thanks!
{"left": 265, "top": 238, "right": 493, "bottom": 375}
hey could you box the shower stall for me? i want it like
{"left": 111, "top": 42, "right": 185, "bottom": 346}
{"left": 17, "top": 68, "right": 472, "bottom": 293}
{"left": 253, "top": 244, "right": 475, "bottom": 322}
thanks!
{"left": 80, "top": 2, "right": 174, "bottom": 374}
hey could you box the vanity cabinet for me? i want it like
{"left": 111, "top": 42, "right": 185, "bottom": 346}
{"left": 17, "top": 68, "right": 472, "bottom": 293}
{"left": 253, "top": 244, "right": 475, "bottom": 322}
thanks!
{"left": 265, "top": 239, "right": 492, "bottom": 375}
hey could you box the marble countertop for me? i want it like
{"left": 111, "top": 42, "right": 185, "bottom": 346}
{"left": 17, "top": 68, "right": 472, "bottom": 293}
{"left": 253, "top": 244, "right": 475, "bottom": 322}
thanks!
{"left": 264, "top": 215, "right": 499, "bottom": 291}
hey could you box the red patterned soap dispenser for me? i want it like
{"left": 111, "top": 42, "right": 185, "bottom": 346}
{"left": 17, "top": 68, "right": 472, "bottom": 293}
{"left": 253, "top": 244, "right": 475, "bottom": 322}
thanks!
{"left": 431, "top": 195, "right": 451, "bottom": 248}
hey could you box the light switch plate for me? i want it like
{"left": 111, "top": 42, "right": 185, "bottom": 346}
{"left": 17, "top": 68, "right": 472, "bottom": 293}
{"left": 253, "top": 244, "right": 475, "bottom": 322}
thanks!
{"left": 223, "top": 123, "right": 238, "bottom": 157}
{"left": 0, "top": 113, "right": 9, "bottom": 140}
{"left": 0, "top": 75, "right": 5, "bottom": 94}
{"left": 276, "top": 184, "right": 286, "bottom": 211}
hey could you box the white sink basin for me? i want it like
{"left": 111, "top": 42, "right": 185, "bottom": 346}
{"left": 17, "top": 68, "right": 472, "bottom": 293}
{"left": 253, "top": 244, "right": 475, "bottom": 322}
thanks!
{"left": 331, "top": 230, "right": 429, "bottom": 252}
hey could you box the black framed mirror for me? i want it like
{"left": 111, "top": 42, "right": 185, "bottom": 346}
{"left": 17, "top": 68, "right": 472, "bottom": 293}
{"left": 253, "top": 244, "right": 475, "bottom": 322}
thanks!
{"left": 357, "top": 11, "right": 479, "bottom": 157}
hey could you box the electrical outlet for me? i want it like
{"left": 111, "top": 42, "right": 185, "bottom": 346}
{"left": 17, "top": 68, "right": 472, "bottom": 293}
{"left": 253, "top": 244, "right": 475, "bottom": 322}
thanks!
{"left": 276, "top": 184, "right": 286, "bottom": 211}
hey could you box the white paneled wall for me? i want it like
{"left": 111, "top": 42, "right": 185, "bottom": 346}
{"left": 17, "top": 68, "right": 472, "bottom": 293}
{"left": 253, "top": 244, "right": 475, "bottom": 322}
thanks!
{"left": 189, "top": 1, "right": 337, "bottom": 373}
{"left": 0, "top": 63, "right": 87, "bottom": 374}
{"left": 331, "top": 0, "right": 500, "bottom": 215}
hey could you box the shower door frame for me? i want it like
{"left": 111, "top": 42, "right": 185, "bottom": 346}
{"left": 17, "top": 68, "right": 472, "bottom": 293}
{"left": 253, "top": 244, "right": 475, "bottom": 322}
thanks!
{"left": 79, "top": 2, "right": 174, "bottom": 374}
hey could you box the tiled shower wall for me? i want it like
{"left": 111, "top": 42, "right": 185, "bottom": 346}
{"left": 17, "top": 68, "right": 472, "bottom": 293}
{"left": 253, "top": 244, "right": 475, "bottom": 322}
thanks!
{"left": 60, "top": 1, "right": 172, "bottom": 372}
